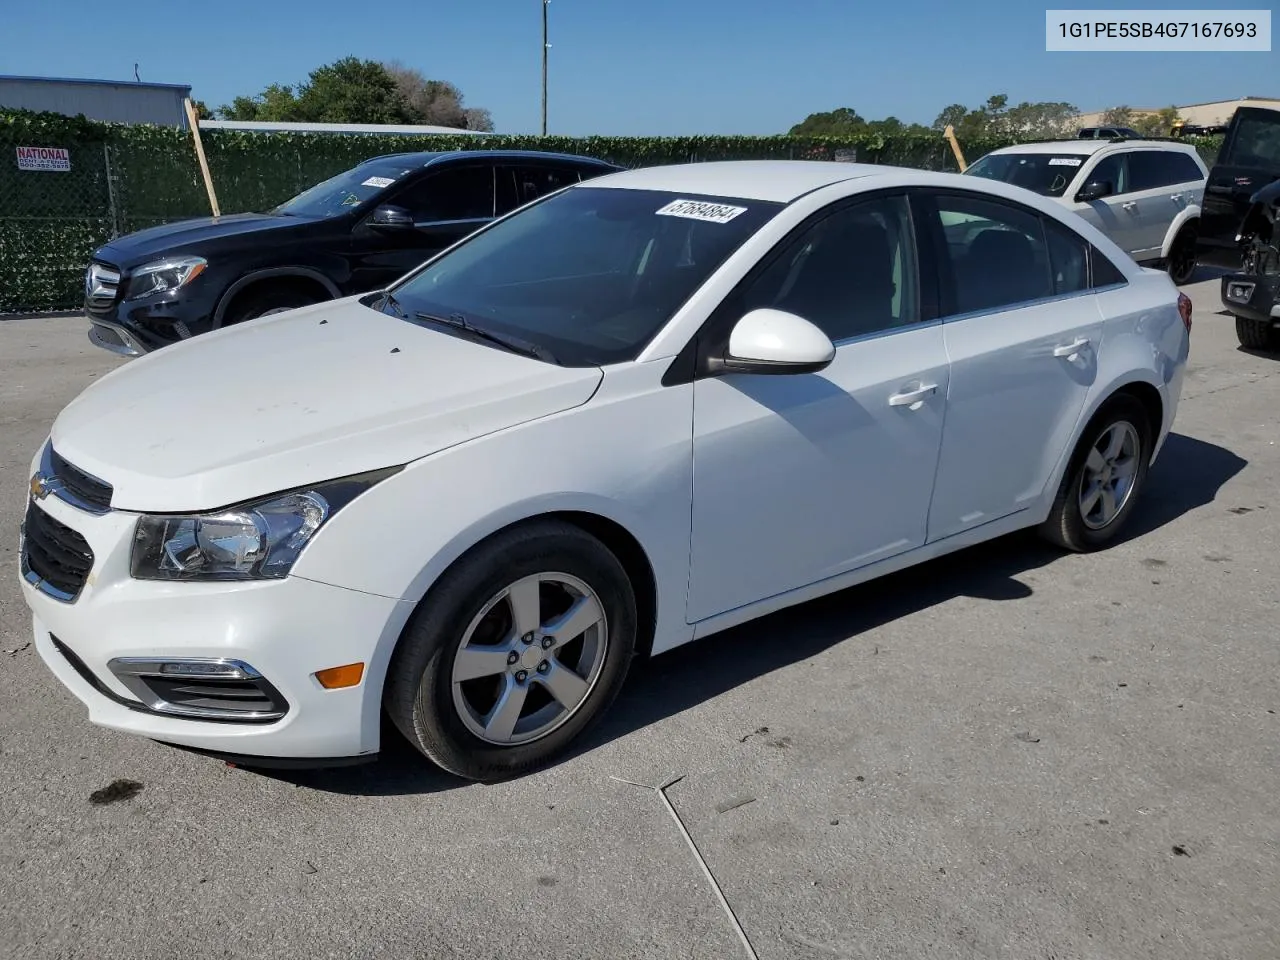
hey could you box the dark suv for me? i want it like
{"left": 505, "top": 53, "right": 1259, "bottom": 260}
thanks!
{"left": 84, "top": 150, "right": 621, "bottom": 355}
{"left": 1200, "top": 107, "right": 1280, "bottom": 350}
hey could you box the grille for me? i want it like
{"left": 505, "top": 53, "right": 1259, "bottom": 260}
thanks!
{"left": 22, "top": 502, "right": 94, "bottom": 601}
{"left": 141, "top": 677, "right": 287, "bottom": 721}
{"left": 84, "top": 261, "right": 121, "bottom": 309}
{"left": 50, "top": 449, "right": 113, "bottom": 511}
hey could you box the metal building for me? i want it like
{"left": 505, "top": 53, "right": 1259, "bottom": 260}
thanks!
{"left": 0, "top": 74, "right": 192, "bottom": 127}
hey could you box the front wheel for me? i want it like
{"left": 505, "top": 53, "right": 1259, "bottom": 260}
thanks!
{"left": 1236, "top": 315, "right": 1280, "bottom": 352}
{"left": 1040, "top": 395, "right": 1152, "bottom": 552}
{"left": 384, "top": 521, "right": 638, "bottom": 781}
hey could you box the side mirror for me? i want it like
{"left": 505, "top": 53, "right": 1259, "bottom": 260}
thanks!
{"left": 710, "top": 308, "right": 835, "bottom": 376}
{"left": 368, "top": 204, "right": 415, "bottom": 231}
{"left": 1075, "top": 181, "right": 1114, "bottom": 202}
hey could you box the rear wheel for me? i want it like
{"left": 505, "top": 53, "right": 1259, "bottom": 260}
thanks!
{"left": 1040, "top": 394, "right": 1152, "bottom": 552}
{"left": 1165, "top": 224, "right": 1198, "bottom": 285}
{"left": 1236, "top": 315, "right": 1280, "bottom": 351}
{"left": 384, "top": 521, "right": 638, "bottom": 781}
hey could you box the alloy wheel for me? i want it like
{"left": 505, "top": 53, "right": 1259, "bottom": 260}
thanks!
{"left": 1078, "top": 420, "right": 1141, "bottom": 530}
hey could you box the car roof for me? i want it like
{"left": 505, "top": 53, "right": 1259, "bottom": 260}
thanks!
{"left": 360, "top": 150, "right": 620, "bottom": 169}
{"left": 986, "top": 139, "right": 1197, "bottom": 156}
{"left": 586, "top": 160, "right": 886, "bottom": 203}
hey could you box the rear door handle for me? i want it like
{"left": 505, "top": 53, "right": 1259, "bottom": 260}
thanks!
{"left": 1169, "top": 193, "right": 1183, "bottom": 202}
{"left": 888, "top": 383, "right": 937, "bottom": 408}
{"left": 1053, "top": 337, "right": 1091, "bottom": 360}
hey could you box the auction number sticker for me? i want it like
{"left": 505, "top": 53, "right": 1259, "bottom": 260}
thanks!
{"left": 1046, "top": 9, "right": 1271, "bottom": 50}
{"left": 362, "top": 176, "right": 396, "bottom": 188}
{"left": 656, "top": 199, "right": 747, "bottom": 224}
{"left": 1048, "top": 158, "right": 1083, "bottom": 166}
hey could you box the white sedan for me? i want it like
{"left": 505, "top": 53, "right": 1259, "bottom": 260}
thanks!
{"left": 18, "top": 161, "right": 1191, "bottom": 781}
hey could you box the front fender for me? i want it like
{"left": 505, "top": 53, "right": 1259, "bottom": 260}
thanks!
{"left": 1160, "top": 204, "right": 1200, "bottom": 259}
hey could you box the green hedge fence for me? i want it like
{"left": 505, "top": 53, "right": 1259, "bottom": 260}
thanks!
{"left": 0, "top": 108, "right": 1224, "bottom": 314}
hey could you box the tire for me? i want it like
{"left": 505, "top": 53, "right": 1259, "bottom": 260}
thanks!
{"left": 384, "top": 520, "right": 638, "bottom": 781}
{"left": 223, "top": 287, "right": 320, "bottom": 326}
{"left": 1236, "top": 315, "right": 1280, "bottom": 351}
{"left": 1165, "top": 224, "right": 1198, "bottom": 286}
{"left": 1040, "top": 394, "right": 1153, "bottom": 553}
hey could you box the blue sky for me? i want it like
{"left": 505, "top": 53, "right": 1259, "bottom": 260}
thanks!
{"left": 4, "top": 0, "right": 1277, "bottom": 134}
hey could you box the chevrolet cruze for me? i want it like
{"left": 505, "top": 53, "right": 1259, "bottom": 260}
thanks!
{"left": 19, "top": 161, "right": 1190, "bottom": 781}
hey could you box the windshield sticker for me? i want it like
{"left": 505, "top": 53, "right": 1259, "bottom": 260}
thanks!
{"left": 1048, "top": 158, "right": 1083, "bottom": 166}
{"left": 361, "top": 176, "right": 396, "bottom": 188}
{"left": 656, "top": 199, "right": 748, "bottom": 224}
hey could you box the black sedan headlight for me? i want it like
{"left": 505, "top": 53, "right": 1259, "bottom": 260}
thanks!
{"left": 130, "top": 468, "right": 399, "bottom": 581}
{"left": 125, "top": 256, "right": 207, "bottom": 301}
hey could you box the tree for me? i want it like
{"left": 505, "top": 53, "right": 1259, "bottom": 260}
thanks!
{"left": 295, "top": 57, "right": 413, "bottom": 124}
{"left": 217, "top": 84, "right": 303, "bottom": 121}
{"left": 1134, "top": 105, "right": 1180, "bottom": 136}
{"left": 932, "top": 104, "right": 968, "bottom": 132}
{"left": 932, "top": 95, "right": 1078, "bottom": 139}
{"left": 191, "top": 99, "right": 213, "bottom": 120}
{"left": 788, "top": 107, "right": 866, "bottom": 136}
{"left": 1101, "top": 105, "right": 1135, "bottom": 128}
{"left": 382, "top": 61, "right": 494, "bottom": 130}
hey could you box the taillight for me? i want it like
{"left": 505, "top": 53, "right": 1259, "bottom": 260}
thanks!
{"left": 1177, "top": 292, "right": 1192, "bottom": 332}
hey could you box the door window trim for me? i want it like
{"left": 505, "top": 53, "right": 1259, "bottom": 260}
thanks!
{"left": 370, "top": 162, "right": 497, "bottom": 228}
{"left": 913, "top": 187, "right": 1127, "bottom": 323}
{"left": 662, "top": 188, "right": 935, "bottom": 387}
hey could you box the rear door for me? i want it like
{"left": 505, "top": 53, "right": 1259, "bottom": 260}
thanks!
{"left": 1124, "top": 150, "right": 1205, "bottom": 258}
{"left": 920, "top": 189, "right": 1104, "bottom": 541}
{"left": 1201, "top": 107, "right": 1280, "bottom": 266}
{"left": 495, "top": 163, "right": 582, "bottom": 216}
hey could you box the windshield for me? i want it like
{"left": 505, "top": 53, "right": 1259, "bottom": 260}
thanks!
{"left": 965, "top": 153, "right": 1090, "bottom": 197}
{"left": 383, "top": 187, "right": 783, "bottom": 366}
{"left": 273, "top": 161, "right": 416, "bottom": 219}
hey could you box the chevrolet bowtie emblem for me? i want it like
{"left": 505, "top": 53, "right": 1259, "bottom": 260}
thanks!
{"left": 29, "top": 473, "right": 52, "bottom": 501}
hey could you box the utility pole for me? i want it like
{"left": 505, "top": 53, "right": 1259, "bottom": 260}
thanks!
{"left": 541, "top": 0, "right": 549, "bottom": 135}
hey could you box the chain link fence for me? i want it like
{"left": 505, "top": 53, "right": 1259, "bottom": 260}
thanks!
{"left": 0, "top": 125, "right": 1224, "bottom": 316}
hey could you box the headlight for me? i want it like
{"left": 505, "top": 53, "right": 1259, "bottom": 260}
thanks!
{"left": 126, "top": 256, "right": 207, "bottom": 301}
{"left": 130, "top": 468, "right": 399, "bottom": 581}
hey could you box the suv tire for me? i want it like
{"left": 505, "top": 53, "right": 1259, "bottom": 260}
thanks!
{"left": 1165, "top": 224, "right": 1198, "bottom": 285}
{"left": 1236, "top": 315, "right": 1280, "bottom": 351}
{"left": 224, "top": 287, "right": 321, "bottom": 326}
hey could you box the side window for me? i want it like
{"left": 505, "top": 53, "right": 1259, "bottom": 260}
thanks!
{"left": 393, "top": 166, "right": 494, "bottom": 222}
{"left": 511, "top": 165, "right": 581, "bottom": 206}
{"left": 1085, "top": 154, "right": 1128, "bottom": 195}
{"left": 931, "top": 193, "right": 1054, "bottom": 315}
{"left": 1090, "top": 248, "right": 1127, "bottom": 287}
{"left": 1158, "top": 151, "right": 1205, "bottom": 185}
{"left": 1127, "top": 151, "right": 1179, "bottom": 192}
{"left": 1043, "top": 218, "right": 1089, "bottom": 295}
{"left": 739, "top": 195, "right": 918, "bottom": 343}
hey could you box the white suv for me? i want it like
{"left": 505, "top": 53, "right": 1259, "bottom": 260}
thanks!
{"left": 965, "top": 139, "right": 1208, "bottom": 284}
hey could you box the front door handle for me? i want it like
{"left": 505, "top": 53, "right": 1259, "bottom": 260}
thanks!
{"left": 1053, "top": 337, "right": 1091, "bottom": 360}
{"left": 888, "top": 383, "right": 937, "bottom": 409}
{"left": 1121, "top": 201, "right": 1138, "bottom": 211}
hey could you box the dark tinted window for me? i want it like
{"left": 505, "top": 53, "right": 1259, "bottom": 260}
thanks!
{"left": 1223, "top": 113, "right": 1280, "bottom": 168}
{"left": 387, "top": 188, "right": 781, "bottom": 366}
{"left": 1084, "top": 154, "right": 1129, "bottom": 195}
{"left": 739, "top": 195, "right": 918, "bottom": 342}
{"left": 515, "top": 166, "right": 581, "bottom": 205}
{"left": 965, "top": 153, "right": 1088, "bottom": 198}
{"left": 1044, "top": 218, "right": 1089, "bottom": 295}
{"left": 394, "top": 166, "right": 495, "bottom": 222}
{"left": 1128, "top": 150, "right": 1203, "bottom": 191}
{"left": 1090, "top": 248, "right": 1127, "bottom": 287}
{"left": 932, "top": 194, "right": 1054, "bottom": 315}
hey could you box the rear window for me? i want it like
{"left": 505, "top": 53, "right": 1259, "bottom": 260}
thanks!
{"left": 1223, "top": 113, "right": 1280, "bottom": 169}
{"left": 964, "top": 153, "right": 1089, "bottom": 198}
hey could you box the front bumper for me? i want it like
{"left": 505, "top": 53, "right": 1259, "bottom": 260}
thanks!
{"left": 1221, "top": 272, "right": 1280, "bottom": 324}
{"left": 20, "top": 492, "right": 413, "bottom": 760}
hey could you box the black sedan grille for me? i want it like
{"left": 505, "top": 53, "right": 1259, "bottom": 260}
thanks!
{"left": 50, "top": 448, "right": 113, "bottom": 511}
{"left": 22, "top": 502, "right": 94, "bottom": 601}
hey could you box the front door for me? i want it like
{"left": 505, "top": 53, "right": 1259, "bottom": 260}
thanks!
{"left": 687, "top": 194, "right": 948, "bottom": 622}
{"left": 349, "top": 164, "right": 496, "bottom": 290}
{"left": 1069, "top": 152, "right": 1143, "bottom": 257}
{"left": 918, "top": 190, "right": 1104, "bottom": 541}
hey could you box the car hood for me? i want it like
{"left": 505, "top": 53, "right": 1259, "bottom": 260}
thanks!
{"left": 94, "top": 213, "right": 310, "bottom": 266}
{"left": 49, "top": 298, "right": 603, "bottom": 512}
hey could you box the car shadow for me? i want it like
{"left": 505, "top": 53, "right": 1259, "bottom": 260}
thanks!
{"left": 265, "top": 432, "right": 1245, "bottom": 796}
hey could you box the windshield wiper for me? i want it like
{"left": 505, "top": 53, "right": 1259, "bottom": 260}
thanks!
{"left": 413, "top": 311, "right": 558, "bottom": 364}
